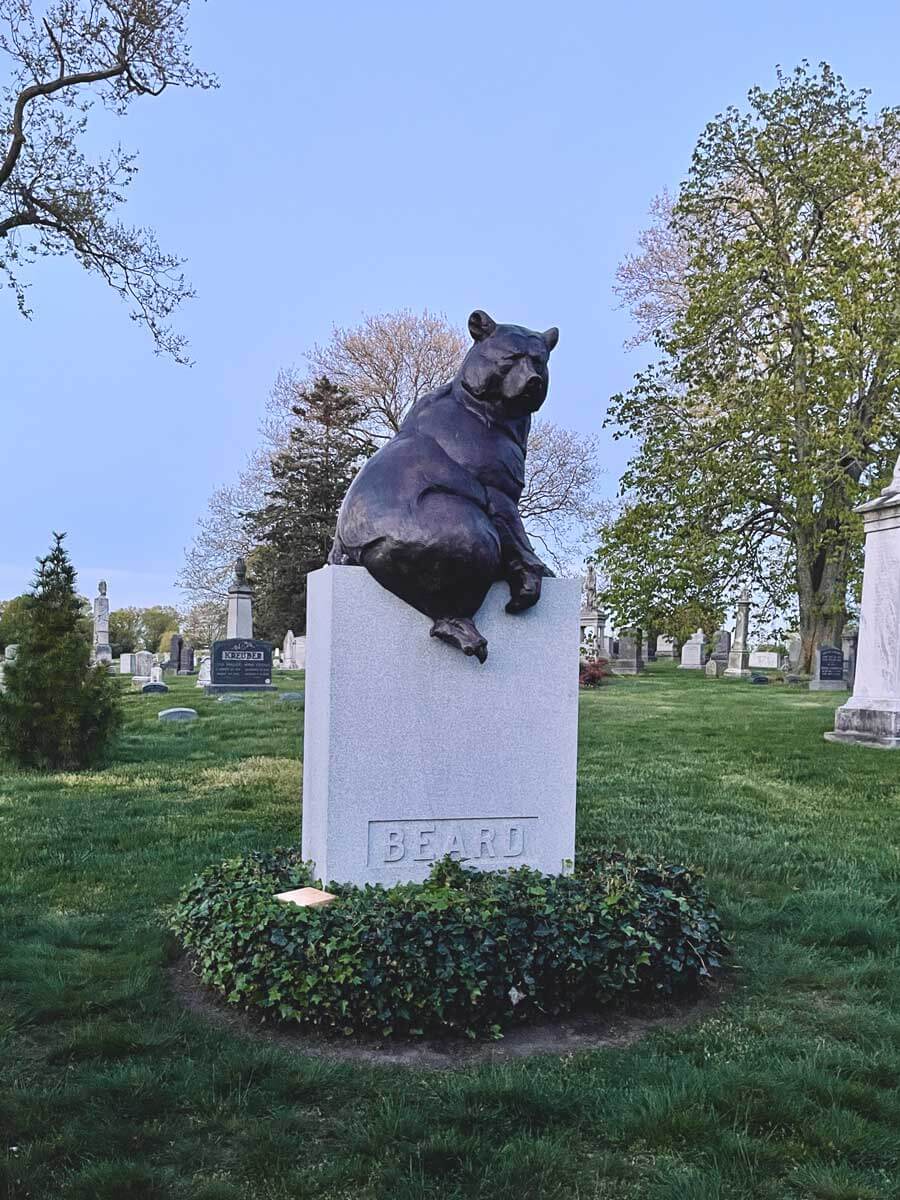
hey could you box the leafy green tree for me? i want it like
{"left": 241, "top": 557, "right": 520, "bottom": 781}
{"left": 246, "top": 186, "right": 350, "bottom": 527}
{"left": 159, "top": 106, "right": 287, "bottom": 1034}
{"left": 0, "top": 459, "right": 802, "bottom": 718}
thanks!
{"left": 605, "top": 64, "right": 900, "bottom": 669}
{"left": 108, "top": 606, "right": 144, "bottom": 655}
{"left": 141, "top": 606, "right": 180, "bottom": 653}
{"left": 0, "top": 593, "right": 32, "bottom": 650}
{"left": 0, "top": 533, "right": 121, "bottom": 769}
{"left": 596, "top": 503, "right": 724, "bottom": 644}
{"left": 248, "top": 377, "right": 374, "bottom": 637}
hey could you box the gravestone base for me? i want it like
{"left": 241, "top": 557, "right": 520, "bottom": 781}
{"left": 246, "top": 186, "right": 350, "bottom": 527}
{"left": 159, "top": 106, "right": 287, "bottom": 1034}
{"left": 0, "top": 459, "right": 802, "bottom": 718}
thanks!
{"left": 809, "top": 678, "right": 847, "bottom": 692}
{"left": 825, "top": 701, "right": 900, "bottom": 749}
{"left": 302, "top": 566, "right": 580, "bottom": 888}
{"left": 204, "top": 683, "right": 277, "bottom": 695}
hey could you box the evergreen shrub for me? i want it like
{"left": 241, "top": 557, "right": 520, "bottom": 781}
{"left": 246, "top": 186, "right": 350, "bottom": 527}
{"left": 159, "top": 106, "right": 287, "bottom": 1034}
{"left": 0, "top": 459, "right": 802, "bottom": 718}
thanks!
{"left": 172, "top": 848, "right": 728, "bottom": 1039}
{"left": 0, "top": 533, "right": 122, "bottom": 769}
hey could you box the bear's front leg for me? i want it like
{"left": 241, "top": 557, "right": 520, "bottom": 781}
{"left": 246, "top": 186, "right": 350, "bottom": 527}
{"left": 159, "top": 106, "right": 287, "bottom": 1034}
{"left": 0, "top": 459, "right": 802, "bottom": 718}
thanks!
{"left": 487, "top": 487, "right": 555, "bottom": 614}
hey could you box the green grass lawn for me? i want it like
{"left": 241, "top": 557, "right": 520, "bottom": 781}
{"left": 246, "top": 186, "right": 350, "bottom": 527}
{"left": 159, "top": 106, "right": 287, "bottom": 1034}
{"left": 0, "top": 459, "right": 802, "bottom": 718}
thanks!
{"left": 2, "top": 666, "right": 899, "bottom": 1200}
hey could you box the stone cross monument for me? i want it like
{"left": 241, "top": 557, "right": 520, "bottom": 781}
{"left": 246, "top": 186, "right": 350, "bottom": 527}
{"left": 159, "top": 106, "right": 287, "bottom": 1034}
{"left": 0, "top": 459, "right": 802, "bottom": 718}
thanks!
{"left": 92, "top": 581, "right": 113, "bottom": 666}
{"left": 226, "top": 557, "right": 254, "bottom": 639}
{"left": 724, "top": 589, "right": 751, "bottom": 679}
{"left": 827, "top": 456, "right": 900, "bottom": 748}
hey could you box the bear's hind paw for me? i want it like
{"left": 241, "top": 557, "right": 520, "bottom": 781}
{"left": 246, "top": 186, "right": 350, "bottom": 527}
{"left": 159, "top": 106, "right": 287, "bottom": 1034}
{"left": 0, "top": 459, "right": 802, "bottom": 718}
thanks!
{"left": 429, "top": 617, "right": 488, "bottom": 664}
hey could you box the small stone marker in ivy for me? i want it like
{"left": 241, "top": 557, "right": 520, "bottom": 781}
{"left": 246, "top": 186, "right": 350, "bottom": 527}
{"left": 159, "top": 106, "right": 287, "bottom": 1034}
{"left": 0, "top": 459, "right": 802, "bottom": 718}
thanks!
{"left": 274, "top": 886, "right": 335, "bottom": 908}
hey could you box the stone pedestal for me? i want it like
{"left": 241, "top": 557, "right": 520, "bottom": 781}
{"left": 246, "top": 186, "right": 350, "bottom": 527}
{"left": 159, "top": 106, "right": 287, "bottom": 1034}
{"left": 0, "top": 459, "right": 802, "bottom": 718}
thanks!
{"left": 828, "top": 465, "right": 900, "bottom": 748}
{"left": 302, "top": 566, "right": 580, "bottom": 887}
{"left": 226, "top": 584, "right": 253, "bottom": 639}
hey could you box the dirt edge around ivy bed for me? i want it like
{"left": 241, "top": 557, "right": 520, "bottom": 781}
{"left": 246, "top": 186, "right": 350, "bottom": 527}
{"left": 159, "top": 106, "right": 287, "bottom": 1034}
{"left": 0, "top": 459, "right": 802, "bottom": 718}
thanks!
{"left": 169, "top": 956, "right": 732, "bottom": 1070}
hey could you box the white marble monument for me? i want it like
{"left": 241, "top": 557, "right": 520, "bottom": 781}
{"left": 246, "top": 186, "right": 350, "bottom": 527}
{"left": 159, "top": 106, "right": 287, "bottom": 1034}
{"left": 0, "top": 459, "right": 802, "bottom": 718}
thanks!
{"left": 827, "top": 457, "right": 900, "bottom": 748}
{"left": 679, "top": 629, "right": 707, "bottom": 669}
{"left": 196, "top": 655, "right": 211, "bottom": 688}
{"left": 302, "top": 566, "right": 580, "bottom": 887}
{"left": 281, "top": 629, "right": 306, "bottom": 670}
{"left": 749, "top": 650, "right": 780, "bottom": 669}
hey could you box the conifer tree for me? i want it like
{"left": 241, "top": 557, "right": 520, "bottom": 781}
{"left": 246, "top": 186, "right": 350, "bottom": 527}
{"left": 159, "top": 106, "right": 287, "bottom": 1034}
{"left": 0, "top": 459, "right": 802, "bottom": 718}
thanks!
{"left": 248, "top": 378, "right": 374, "bottom": 637}
{"left": 0, "top": 533, "right": 122, "bottom": 769}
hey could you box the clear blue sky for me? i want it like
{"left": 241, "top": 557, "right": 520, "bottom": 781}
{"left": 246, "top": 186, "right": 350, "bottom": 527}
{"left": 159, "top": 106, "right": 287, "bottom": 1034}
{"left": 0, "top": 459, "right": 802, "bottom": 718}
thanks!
{"left": 4, "top": 0, "right": 900, "bottom": 607}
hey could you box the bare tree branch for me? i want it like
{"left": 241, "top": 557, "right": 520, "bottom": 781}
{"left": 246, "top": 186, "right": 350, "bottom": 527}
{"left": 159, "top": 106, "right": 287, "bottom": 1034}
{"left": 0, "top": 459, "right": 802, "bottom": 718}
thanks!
{"left": 0, "top": 0, "right": 216, "bottom": 358}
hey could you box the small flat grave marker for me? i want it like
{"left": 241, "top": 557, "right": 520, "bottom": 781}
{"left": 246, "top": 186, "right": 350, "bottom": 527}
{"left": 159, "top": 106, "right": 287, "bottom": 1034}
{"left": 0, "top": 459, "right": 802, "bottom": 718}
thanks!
{"left": 158, "top": 707, "right": 198, "bottom": 722}
{"left": 274, "top": 887, "right": 336, "bottom": 908}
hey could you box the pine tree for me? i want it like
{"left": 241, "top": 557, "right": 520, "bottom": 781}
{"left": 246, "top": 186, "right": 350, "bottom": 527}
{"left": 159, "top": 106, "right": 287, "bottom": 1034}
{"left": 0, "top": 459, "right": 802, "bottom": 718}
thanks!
{"left": 0, "top": 533, "right": 122, "bottom": 769}
{"left": 248, "top": 378, "right": 374, "bottom": 637}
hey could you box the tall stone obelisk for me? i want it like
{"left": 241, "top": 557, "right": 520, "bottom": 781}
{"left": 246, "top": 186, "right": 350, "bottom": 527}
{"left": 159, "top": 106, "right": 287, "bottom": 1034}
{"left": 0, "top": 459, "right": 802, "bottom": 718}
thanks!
{"left": 724, "top": 588, "right": 751, "bottom": 679}
{"left": 92, "top": 580, "right": 113, "bottom": 666}
{"left": 827, "top": 457, "right": 900, "bottom": 748}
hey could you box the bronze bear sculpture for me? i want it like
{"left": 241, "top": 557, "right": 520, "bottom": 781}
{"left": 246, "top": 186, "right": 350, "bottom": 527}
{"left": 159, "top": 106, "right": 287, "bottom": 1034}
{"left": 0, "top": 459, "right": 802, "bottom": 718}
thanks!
{"left": 330, "top": 310, "right": 559, "bottom": 663}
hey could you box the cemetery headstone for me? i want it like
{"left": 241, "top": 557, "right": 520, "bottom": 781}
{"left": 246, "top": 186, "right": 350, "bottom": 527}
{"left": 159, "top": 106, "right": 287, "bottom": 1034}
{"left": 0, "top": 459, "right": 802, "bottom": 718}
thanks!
{"left": 281, "top": 629, "right": 307, "bottom": 670}
{"left": 142, "top": 680, "right": 169, "bottom": 694}
{"left": 711, "top": 629, "right": 732, "bottom": 665}
{"left": 92, "top": 580, "right": 113, "bottom": 666}
{"left": 655, "top": 635, "right": 676, "bottom": 658}
{"left": 749, "top": 649, "right": 780, "bottom": 669}
{"left": 787, "top": 635, "right": 803, "bottom": 670}
{"left": 610, "top": 627, "right": 643, "bottom": 674}
{"left": 679, "top": 629, "right": 707, "bottom": 669}
{"left": 178, "top": 645, "right": 195, "bottom": 675}
{"left": 158, "top": 707, "right": 198, "bottom": 722}
{"left": 810, "top": 645, "right": 846, "bottom": 691}
{"left": 705, "top": 658, "right": 723, "bottom": 678}
{"left": 207, "top": 638, "right": 275, "bottom": 694}
{"left": 303, "top": 568, "right": 579, "bottom": 887}
{"left": 134, "top": 649, "right": 153, "bottom": 678}
{"left": 828, "top": 459, "right": 900, "bottom": 748}
{"left": 841, "top": 626, "right": 858, "bottom": 689}
{"left": 279, "top": 691, "right": 305, "bottom": 703}
{"left": 119, "top": 652, "right": 136, "bottom": 675}
{"left": 724, "top": 589, "right": 751, "bottom": 679}
{"left": 196, "top": 655, "right": 211, "bottom": 688}
{"left": 303, "top": 311, "right": 576, "bottom": 887}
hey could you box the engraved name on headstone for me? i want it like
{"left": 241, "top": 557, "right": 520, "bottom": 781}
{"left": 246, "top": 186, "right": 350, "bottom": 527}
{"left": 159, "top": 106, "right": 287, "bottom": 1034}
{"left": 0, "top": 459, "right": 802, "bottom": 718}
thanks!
{"left": 367, "top": 817, "right": 536, "bottom": 865}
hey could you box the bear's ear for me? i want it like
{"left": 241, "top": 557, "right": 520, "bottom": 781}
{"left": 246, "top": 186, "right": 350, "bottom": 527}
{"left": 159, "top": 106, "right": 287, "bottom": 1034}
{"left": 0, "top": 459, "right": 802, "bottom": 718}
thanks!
{"left": 543, "top": 327, "right": 559, "bottom": 352}
{"left": 468, "top": 310, "right": 497, "bottom": 342}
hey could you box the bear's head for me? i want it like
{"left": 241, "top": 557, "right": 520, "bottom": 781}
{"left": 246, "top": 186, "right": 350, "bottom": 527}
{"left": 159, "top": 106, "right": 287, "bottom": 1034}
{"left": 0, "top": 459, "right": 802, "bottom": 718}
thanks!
{"left": 458, "top": 310, "right": 559, "bottom": 418}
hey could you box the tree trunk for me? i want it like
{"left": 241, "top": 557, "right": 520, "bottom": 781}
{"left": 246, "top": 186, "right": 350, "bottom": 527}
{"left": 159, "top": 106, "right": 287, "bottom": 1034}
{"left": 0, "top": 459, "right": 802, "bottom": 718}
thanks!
{"left": 795, "top": 530, "right": 848, "bottom": 673}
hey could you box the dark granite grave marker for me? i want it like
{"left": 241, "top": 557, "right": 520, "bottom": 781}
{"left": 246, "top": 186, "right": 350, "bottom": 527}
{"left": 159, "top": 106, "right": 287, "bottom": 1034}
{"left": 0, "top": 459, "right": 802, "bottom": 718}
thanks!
{"left": 810, "top": 644, "right": 846, "bottom": 692}
{"left": 207, "top": 638, "right": 276, "bottom": 693}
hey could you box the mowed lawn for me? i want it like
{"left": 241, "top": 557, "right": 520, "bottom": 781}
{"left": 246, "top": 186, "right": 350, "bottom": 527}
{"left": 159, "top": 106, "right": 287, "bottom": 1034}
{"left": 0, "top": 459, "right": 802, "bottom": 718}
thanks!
{"left": 1, "top": 665, "right": 899, "bottom": 1200}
